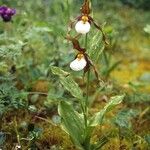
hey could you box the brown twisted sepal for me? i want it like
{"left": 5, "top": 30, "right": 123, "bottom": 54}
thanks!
{"left": 65, "top": 35, "right": 86, "bottom": 52}
{"left": 80, "top": 0, "right": 91, "bottom": 15}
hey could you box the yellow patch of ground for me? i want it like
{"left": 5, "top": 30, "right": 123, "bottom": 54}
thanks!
{"left": 111, "top": 59, "right": 150, "bottom": 85}
{"left": 32, "top": 80, "right": 49, "bottom": 93}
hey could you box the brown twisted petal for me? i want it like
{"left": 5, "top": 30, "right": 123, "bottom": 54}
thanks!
{"left": 80, "top": 0, "right": 91, "bottom": 15}
{"left": 88, "top": 16, "right": 109, "bottom": 45}
{"left": 83, "top": 53, "right": 101, "bottom": 82}
{"left": 65, "top": 35, "right": 86, "bottom": 52}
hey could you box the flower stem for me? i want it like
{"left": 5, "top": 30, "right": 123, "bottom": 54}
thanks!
{"left": 81, "top": 33, "right": 91, "bottom": 150}
{"left": 84, "top": 34, "right": 90, "bottom": 127}
{"left": 86, "top": 69, "right": 90, "bottom": 110}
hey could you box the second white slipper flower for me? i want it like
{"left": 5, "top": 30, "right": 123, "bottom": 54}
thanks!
{"left": 70, "top": 54, "right": 87, "bottom": 71}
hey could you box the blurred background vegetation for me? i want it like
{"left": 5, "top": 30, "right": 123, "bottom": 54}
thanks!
{"left": 0, "top": 0, "right": 150, "bottom": 149}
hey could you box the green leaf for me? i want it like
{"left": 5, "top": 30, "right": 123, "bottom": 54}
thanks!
{"left": 89, "top": 95, "right": 125, "bottom": 126}
{"left": 144, "top": 24, "right": 150, "bottom": 34}
{"left": 58, "top": 101, "right": 84, "bottom": 150}
{"left": 51, "top": 66, "right": 83, "bottom": 100}
{"left": 113, "top": 108, "right": 138, "bottom": 129}
{"left": 0, "top": 104, "right": 5, "bottom": 117}
{"left": 0, "top": 132, "right": 6, "bottom": 146}
{"left": 60, "top": 76, "right": 83, "bottom": 99}
{"left": 92, "top": 134, "right": 109, "bottom": 150}
{"left": 24, "top": 26, "right": 52, "bottom": 39}
{"left": 89, "top": 32, "right": 105, "bottom": 63}
{"left": 51, "top": 66, "right": 70, "bottom": 77}
{"left": 139, "top": 72, "right": 150, "bottom": 83}
{"left": 125, "top": 93, "right": 150, "bottom": 103}
{"left": 104, "top": 60, "right": 122, "bottom": 77}
{"left": 144, "top": 134, "right": 150, "bottom": 145}
{"left": 0, "top": 41, "right": 25, "bottom": 60}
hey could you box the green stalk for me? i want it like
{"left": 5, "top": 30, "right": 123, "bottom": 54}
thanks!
{"left": 83, "top": 34, "right": 91, "bottom": 150}
{"left": 85, "top": 34, "right": 90, "bottom": 124}
{"left": 86, "top": 69, "right": 90, "bottom": 113}
{"left": 103, "top": 51, "right": 109, "bottom": 67}
{"left": 84, "top": 34, "right": 88, "bottom": 128}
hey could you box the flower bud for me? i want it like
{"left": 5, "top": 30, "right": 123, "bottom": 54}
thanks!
{"left": 70, "top": 54, "right": 87, "bottom": 71}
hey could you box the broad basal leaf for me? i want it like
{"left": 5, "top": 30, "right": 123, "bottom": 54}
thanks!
{"left": 58, "top": 101, "right": 84, "bottom": 150}
{"left": 89, "top": 95, "right": 125, "bottom": 126}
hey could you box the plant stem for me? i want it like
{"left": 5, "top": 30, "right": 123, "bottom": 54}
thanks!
{"left": 83, "top": 67, "right": 91, "bottom": 150}
{"left": 82, "top": 34, "right": 91, "bottom": 150}
{"left": 103, "top": 51, "right": 109, "bottom": 67}
{"left": 84, "top": 34, "right": 90, "bottom": 127}
{"left": 85, "top": 71, "right": 90, "bottom": 124}
{"left": 14, "top": 116, "right": 21, "bottom": 147}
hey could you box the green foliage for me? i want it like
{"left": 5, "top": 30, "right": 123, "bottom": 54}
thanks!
{"left": 51, "top": 66, "right": 83, "bottom": 100}
{"left": 92, "top": 135, "right": 109, "bottom": 150}
{"left": 125, "top": 93, "right": 150, "bottom": 103}
{"left": 51, "top": 65, "right": 125, "bottom": 149}
{"left": 144, "top": 134, "right": 150, "bottom": 145}
{"left": 0, "top": 132, "right": 6, "bottom": 147}
{"left": 113, "top": 108, "right": 138, "bottom": 129}
{"left": 120, "top": 0, "right": 150, "bottom": 10}
{"left": 59, "top": 76, "right": 83, "bottom": 100}
{"left": 0, "top": 41, "right": 25, "bottom": 60}
{"left": 51, "top": 66, "right": 70, "bottom": 77}
{"left": 89, "top": 95, "right": 125, "bottom": 126}
{"left": 58, "top": 101, "right": 84, "bottom": 150}
{"left": 100, "top": 52, "right": 122, "bottom": 77}
{"left": 144, "top": 24, "right": 150, "bottom": 34}
{"left": 88, "top": 32, "right": 105, "bottom": 63}
{"left": 0, "top": 75, "right": 28, "bottom": 116}
{"left": 28, "top": 127, "right": 43, "bottom": 141}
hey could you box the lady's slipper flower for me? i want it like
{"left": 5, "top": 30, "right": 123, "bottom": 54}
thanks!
{"left": 70, "top": 53, "right": 87, "bottom": 71}
{"left": 0, "top": 6, "right": 16, "bottom": 22}
{"left": 68, "top": 0, "right": 108, "bottom": 45}
{"left": 75, "top": 16, "right": 91, "bottom": 34}
{"left": 66, "top": 35, "right": 100, "bottom": 81}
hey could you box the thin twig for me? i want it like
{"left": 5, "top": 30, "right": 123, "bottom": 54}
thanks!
{"left": 27, "top": 92, "right": 48, "bottom": 96}
{"left": 34, "top": 116, "right": 57, "bottom": 126}
{"left": 14, "top": 116, "right": 21, "bottom": 147}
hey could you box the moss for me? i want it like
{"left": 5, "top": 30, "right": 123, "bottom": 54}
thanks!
{"left": 38, "top": 123, "right": 76, "bottom": 150}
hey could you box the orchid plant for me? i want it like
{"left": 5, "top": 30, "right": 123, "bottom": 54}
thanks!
{"left": 51, "top": 0, "right": 124, "bottom": 150}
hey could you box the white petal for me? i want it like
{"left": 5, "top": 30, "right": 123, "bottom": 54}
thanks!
{"left": 70, "top": 57, "right": 87, "bottom": 71}
{"left": 75, "top": 21, "right": 91, "bottom": 34}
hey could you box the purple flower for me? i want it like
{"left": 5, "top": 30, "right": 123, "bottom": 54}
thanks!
{"left": 0, "top": 6, "right": 16, "bottom": 22}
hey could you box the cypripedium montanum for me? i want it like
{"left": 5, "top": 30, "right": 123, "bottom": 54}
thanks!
{"left": 68, "top": 0, "right": 109, "bottom": 45}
